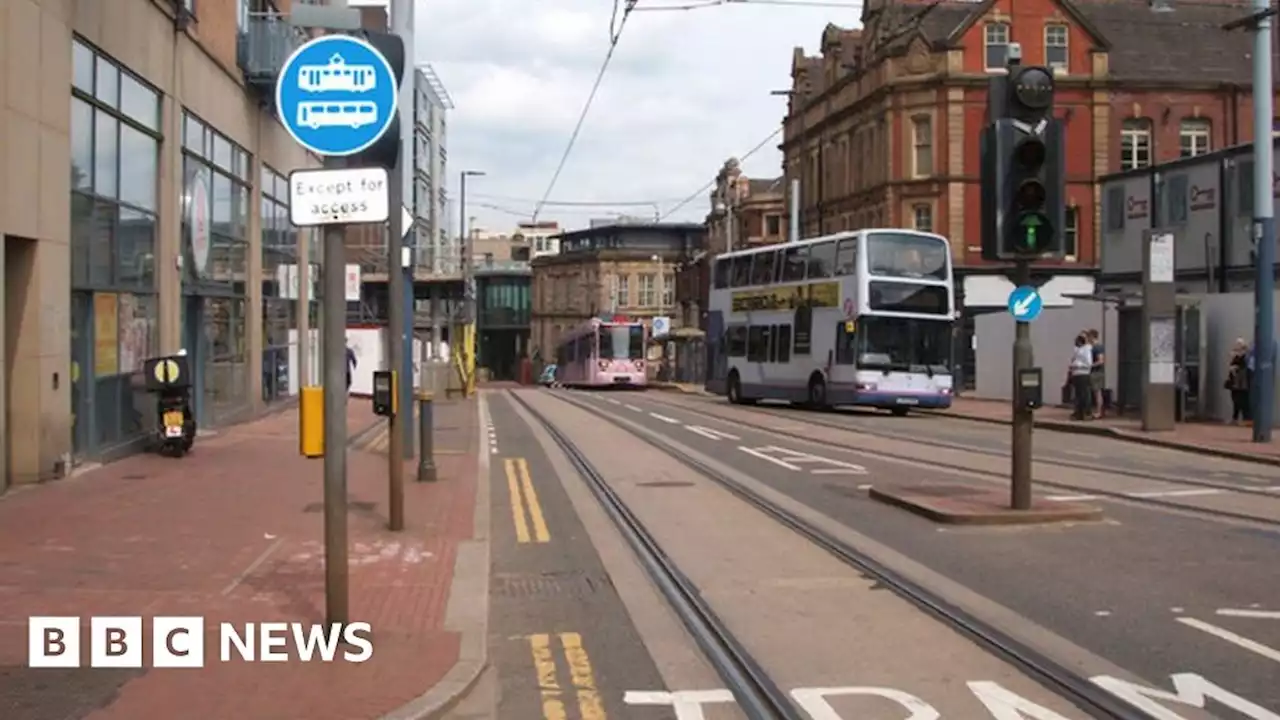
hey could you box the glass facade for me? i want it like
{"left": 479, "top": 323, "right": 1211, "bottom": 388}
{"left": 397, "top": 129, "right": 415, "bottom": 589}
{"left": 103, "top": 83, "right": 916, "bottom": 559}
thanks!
{"left": 69, "top": 37, "right": 162, "bottom": 458}
{"left": 181, "top": 111, "right": 253, "bottom": 426}
{"left": 260, "top": 166, "right": 297, "bottom": 403}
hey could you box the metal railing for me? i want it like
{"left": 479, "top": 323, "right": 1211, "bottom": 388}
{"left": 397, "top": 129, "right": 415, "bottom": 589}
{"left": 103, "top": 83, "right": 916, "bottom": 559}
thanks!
{"left": 237, "top": 12, "right": 308, "bottom": 89}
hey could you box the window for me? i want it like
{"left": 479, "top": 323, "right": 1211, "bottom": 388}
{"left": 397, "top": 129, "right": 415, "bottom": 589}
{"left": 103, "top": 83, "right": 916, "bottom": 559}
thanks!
{"left": 1063, "top": 206, "right": 1078, "bottom": 257}
{"left": 1044, "top": 24, "right": 1068, "bottom": 71}
{"left": 747, "top": 325, "right": 768, "bottom": 363}
{"left": 912, "top": 204, "right": 933, "bottom": 233}
{"left": 807, "top": 241, "right": 836, "bottom": 278}
{"left": 638, "top": 273, "right": 656, "bottom": 307}
{"left": 662, "top": 273, "right": 675, "bottom": 307}
{"left": 1120, "top": 119, "right": 1152, "bottom": 170}
{"left": 775, "top": 324, "right": 792, "bottom": 363}
{"left": 1105, "top": 185, "right": 1125, "bottom": 231}
{"left": 182, "top": 109, "right": 253, "bottom": 424}
{"left": 751, "top": 251, "right": 777, "bottom": 286}
{"left": 261, "top": 164, "right": 297, "bottom": 404}
{"left": 782, "top": 246, "right": 808, "bottom": 282}
{"left": 615, "top": 274, "right": 630, "bottom": 308}
{"left": 70, "top": 38, "right": 163, "bottom": 457}
{"left": 835, "top": 238, "right": 857, "bottom": 275}
{"left": 1180, "top": 119, "right": 1211, "bottom": 158}
{"left": 766, "top": 214, "right": 782, "bottom": 236}
{"left": 835, "top": 321, "right": 857, "bottom": 365}
{"left": 912, "top": 116, "right": 933, "bottom": 178}
{"left": 985, "top": 22, "right": 1010, "bottom": 71}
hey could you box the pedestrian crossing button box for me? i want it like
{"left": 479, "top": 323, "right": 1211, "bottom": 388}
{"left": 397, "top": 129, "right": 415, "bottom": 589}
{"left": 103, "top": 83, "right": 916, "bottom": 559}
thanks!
{"left": 372, "top": 370, "right": 397, "bottom": 417}
{"left": 143, "top": 355, "right": 191, "bottom": 392}
{"left": 1018, "top": 367, "right": 1043, "bottom": 410}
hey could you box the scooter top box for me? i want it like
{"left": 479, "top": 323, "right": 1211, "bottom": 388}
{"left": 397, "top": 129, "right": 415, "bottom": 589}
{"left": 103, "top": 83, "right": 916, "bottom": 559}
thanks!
{"left": 143, "top": 354, "right": 192, "bottom": 391}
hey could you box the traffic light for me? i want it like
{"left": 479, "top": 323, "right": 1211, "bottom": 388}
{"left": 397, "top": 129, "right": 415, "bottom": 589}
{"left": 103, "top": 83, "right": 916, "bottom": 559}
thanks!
{"left": 980, "top": 64, "right": 1066, "bottom": 261}
{"left": 352, "top": 30, "right": 405, "bottom": 170}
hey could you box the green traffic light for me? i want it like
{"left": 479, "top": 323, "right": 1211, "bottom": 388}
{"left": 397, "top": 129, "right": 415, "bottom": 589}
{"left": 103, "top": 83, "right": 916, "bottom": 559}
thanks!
{"left": 1015, "top": 211, "right": 1050, "bottom": 253}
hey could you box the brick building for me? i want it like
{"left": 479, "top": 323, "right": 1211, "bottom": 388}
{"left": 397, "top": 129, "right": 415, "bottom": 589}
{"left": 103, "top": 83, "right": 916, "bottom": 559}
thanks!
{"left": 781, "top": 0, "right": 1279, "bottom": 315}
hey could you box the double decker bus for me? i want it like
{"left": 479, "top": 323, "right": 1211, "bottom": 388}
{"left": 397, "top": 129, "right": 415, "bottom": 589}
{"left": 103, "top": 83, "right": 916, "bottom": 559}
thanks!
{"left": 554, "top": 318, "right": 648, "bottom": 389}
{"left": 705, "top": 229, "right": 954, "bottom": 414}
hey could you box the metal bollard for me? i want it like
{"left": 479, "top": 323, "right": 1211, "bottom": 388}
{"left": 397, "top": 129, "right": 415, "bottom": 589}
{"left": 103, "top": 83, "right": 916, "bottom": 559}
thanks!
{"left": 417, "top": 390, "right": 437, "bottom": 482}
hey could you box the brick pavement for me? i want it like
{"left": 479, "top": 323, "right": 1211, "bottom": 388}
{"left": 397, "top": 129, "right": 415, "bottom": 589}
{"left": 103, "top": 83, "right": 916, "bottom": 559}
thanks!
{"left": 937, "top": 395, "right": 1280, "bottom": 464}
{"left": 0, "top": 397, "right": 480, "bottom": 720}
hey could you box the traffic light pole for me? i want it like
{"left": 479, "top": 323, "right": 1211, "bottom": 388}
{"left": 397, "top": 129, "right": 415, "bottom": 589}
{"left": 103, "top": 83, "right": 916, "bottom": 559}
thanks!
{"left": 1010, "top": 260, "right": 1034, "bottom": 510}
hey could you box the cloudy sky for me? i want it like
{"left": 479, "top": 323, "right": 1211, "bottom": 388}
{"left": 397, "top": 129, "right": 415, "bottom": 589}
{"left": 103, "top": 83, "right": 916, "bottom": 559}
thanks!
{"left": 399, "top": 0, "right": 861, "bottom": 234}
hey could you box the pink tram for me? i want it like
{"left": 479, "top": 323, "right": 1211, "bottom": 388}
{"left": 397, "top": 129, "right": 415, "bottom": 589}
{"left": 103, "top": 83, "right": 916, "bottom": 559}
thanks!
{"left": 554, "top": 318, "right": 648, "bottom": 389}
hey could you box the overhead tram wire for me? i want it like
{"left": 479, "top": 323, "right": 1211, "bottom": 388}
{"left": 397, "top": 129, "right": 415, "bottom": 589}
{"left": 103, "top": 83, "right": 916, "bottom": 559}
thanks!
{"left": 532, "top": 0, "right": 639, "bottom": 222}
{"left": 657, "top": 126, "right": 782, "bottom": 222}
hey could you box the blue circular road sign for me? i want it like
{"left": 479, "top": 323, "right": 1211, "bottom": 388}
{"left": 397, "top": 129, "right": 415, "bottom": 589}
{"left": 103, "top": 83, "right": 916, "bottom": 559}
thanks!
{"left": 275, "top": 35, "right": 398, "bottom": 157}
{"left": 1007, "top": 285, "right": 1044, "bottom": 323}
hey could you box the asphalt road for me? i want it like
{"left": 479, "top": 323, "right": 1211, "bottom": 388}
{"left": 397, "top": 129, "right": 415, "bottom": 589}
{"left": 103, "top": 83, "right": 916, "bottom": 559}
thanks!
{"left": 563, "top": 389, "right": 1280, "bottom": 716}
{"left": 484, "top": 392, "right": 674, "bottom": 720}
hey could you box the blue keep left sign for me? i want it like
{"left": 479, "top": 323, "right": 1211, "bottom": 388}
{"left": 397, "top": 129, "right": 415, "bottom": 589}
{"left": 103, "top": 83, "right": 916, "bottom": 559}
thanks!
{"left": 1007, "top": 285, "right": 1043, "bottom": 323}
{"left": 275, "top": 35, "right": 398, "bottom": 157}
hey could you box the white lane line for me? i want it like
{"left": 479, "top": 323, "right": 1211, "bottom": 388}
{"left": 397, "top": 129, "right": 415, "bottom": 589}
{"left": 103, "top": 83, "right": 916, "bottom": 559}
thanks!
{"left": 625, "top": 404, "right": 643, "bottom": 412}
{"left": 685, "top": 425, "right": 741, "bottom": 441}
{"left": 605, "top": 398, "right": 622, "bottom": 405}
{"left": 1045, "top": 494, "right": 1101, "bottom": 502}
{"left": 1218, "top": 609, "right": 1280, "bottom": 620}
{"left": 1178, "top": 617, "right": 1280, "bottom": 663}
{"left": 811, "top": 468, "right": 866, "bottom": 475}
{"left": 739, "top": 446, "right": 802, "bottom": 471}
{"left": 1125, "top": 488, "right": 1222, "bottom": 498}
{"left": 857, "top": 484, "right": 872, "bottom": 490}
{"left": 649, "top": 413, "right": 681, "bottom": 424}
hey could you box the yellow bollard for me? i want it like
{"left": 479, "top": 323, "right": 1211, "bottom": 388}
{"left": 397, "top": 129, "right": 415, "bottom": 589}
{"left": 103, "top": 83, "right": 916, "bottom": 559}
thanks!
{"left": 299, "top": 385, "right": 324, "bottom": 457}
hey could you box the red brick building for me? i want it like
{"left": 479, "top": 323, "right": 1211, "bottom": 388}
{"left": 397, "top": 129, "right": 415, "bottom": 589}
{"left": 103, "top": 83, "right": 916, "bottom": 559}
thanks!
{"left": 782, "top": 0, "right": 1280, "bottom": 273}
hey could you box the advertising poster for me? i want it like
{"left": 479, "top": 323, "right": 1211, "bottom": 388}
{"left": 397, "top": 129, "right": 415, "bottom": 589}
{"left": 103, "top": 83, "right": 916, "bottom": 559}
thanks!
{"left": 93, "top": 293, "right": 119, "bottom": 377}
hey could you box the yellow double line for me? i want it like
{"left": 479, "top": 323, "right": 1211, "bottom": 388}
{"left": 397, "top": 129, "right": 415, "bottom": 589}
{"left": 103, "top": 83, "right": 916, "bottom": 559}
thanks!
{"left": 505, "top": 457, "right": 550, "bottom": 543}
{"left": 528, "top": 632, "right": 606, "bottom": 720}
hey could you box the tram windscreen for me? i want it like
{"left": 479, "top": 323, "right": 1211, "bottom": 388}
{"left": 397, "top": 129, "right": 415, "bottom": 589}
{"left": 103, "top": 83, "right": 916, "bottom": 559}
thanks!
{"left": 599, "top": 325, "right": 645, "bottom": 360}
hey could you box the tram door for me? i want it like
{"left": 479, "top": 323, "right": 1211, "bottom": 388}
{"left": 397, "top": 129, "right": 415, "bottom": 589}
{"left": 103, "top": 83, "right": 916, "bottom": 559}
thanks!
{"left": 705, "top": 310, "right": 726, "bottom": 394}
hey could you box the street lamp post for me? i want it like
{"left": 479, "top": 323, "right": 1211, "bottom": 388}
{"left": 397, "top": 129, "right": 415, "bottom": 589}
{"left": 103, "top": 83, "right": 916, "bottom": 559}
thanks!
{"left": 459, "top": 170, "right": 485, "bottom": 396}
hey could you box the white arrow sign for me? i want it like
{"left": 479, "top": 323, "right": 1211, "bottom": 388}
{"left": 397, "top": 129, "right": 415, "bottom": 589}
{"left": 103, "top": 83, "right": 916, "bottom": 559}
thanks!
{"left": 1013, "top": 295, "right": 1036, "bottom": 316}
{"left": 401, "top": 205, "right": 413, "bottom": 239}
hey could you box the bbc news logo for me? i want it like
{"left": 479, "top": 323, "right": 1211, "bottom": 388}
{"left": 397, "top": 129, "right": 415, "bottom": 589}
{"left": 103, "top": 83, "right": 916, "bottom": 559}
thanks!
{"left": 28, "top": 617, "right": 374, "bottom": 668}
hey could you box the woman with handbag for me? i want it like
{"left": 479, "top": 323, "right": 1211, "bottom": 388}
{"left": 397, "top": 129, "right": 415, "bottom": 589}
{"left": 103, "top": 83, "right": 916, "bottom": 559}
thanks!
{"left": 1225, "top": 339, "right": 1251, "bottom": 424}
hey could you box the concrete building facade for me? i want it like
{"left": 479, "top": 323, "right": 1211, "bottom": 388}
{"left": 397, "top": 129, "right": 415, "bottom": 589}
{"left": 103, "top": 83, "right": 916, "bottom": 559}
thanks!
{"left": 415, "top": 64, "right": 452, "bottom": 276}
{"left": 0, "top": 0, "right": 330, "bottom": 488}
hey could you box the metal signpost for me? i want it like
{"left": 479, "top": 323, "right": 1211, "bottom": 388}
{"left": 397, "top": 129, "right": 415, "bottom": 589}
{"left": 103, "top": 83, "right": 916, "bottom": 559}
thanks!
{"left": 278, "top": 32, "right": 399, "bottom": 626}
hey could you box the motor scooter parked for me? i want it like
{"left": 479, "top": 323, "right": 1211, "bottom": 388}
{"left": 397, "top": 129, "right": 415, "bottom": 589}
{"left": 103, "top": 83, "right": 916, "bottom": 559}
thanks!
{"left": 143, "top": 351, "right": 197, "bottom": 457}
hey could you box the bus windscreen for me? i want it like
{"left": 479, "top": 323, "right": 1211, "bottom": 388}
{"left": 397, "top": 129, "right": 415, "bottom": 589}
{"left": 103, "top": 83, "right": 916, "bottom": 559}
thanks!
{"left": 867, "top": 282, "right": 950, "bottom": 315}
{"left": 867, "top": 233, "right": 949, "bottom": 281}
{"left": 599, "top": 325, "right": 644, "bottom": 360}
{"left": 857, "top": 316, "right": 951, "bottom": 374}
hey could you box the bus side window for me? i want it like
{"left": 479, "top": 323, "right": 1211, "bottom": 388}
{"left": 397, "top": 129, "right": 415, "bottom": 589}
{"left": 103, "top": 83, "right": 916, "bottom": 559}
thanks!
{"left": 747, "top": 325, "right": 768, "bottom": 362}
{"left": 768, "top": 324, "right": 778, "bottom": 363}
{"left": 731, "top": 256, "right": 752, "bottom": 287}
{"left": 783, "top": 246, "right": 807, "bottom": 282}
{"left": 835, "top": 238, "right": 857, "bottom": 275}
{"left": 727, "top": 325, "right": 747, "bottom": 357}
{"left": 713, "top": 258, "right": 731, "bottom": 289}
{"left": 809, "top": 241, "right": 836, "bottom": 278}
{"left": 776, "top": 325, "right": 792, "bottom": 363}
{"left": 836, "top": 322, "right": 856, "bottom": 365}
{"left": 751, "top": 251, "right": 776, "bottom": 286}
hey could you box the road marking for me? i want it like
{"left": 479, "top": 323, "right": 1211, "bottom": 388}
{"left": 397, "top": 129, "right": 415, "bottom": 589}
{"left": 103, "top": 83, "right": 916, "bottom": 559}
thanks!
{"left": 560, "top": 632, "right": 607, "bottom": 720}
{"left": 1045, "top": 494, "right": 1101, "bottom": 502}
{"left": 505, "top": 458, "right": 550, "bottom": 544}
{"left": 739, "top": 445, "right": 867, "bottom": 475}
{"left": 604, "top": 398, "right": 621, "bottom": 405}
{"left": 685, "top": 425, "right": 741, "bottom": 441}
{"left": 221, "top": 537, "right": 284, "bottom": 596}
{"left": 527, "top": 634, "right": 568, "bottom": 720}
{"left": 649, "top": 413, "right": 680, "bottom": 424}
{"left": 1125, "top": 488, "right": 1222, "bottom": 499}
{"left": 1177, "top": 617, "right": 1280, "bottom": 663}
{"left": 625, "top": 404, "right": 643, "bottom": 412}
{"left": 1218, "top": 608, "right": 1280, "bottom": 620}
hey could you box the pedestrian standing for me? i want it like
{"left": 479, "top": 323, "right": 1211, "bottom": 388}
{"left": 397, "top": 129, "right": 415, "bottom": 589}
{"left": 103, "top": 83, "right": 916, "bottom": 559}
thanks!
{"left": 1226, "top": 338, "right": 1251, "bottom": 424}
{"left": 1087, "top": 328, "right": 1105, "bottom": 419}
{"left": 1067, "top": 334, "right": 1094, "bottom": 420}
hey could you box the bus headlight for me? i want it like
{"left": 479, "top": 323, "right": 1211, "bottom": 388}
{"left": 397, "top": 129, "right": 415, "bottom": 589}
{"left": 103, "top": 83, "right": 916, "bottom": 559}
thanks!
{"left": 598, "top": 360, "right": 609, "bottom": 371}
{"left": 633, "top": 360, "right": 644, "bottom": 371}
{"left": 856, "top": 382, "right": 877, "bottom": 392}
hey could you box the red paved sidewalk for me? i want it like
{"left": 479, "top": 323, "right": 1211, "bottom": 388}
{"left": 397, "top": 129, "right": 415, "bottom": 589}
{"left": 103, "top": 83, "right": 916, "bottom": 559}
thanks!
{"left": 937, "top": 396, "right": 1280, "bottom": 465}
{"left": 0, "top": 398, "right": 480, "bottom": 720}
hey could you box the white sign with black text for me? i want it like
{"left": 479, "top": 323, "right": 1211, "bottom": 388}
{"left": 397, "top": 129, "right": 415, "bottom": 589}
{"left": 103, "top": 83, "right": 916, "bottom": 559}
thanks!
{"left": 289, "top": 167, "right": 390, "bottom": 227}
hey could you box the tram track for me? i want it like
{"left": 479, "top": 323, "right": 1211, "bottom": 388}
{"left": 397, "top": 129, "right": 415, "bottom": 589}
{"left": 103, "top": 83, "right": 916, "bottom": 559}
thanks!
{"left": 636, "top": 391, "right": 1280, "bottom": 528}
{"left": 514, "top": 389, "right": 1153, "bottom": 720}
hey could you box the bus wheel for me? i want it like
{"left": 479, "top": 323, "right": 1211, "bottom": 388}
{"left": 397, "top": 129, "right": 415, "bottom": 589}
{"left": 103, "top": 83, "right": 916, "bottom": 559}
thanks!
{"left": 807, "top": 375, "right": 827, "bottom": 409}
{"left": 727, "top": 372, "right": 743, "bottom": 404}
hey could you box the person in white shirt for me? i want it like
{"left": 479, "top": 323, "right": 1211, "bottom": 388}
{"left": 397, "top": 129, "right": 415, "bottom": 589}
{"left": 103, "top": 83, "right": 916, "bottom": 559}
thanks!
{"left": 1067, "top": 333, "right": 1094, "bottom": 420}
